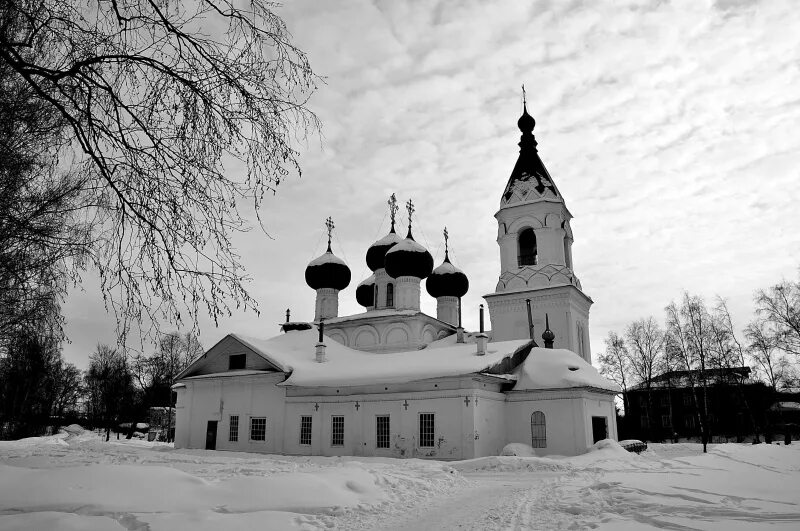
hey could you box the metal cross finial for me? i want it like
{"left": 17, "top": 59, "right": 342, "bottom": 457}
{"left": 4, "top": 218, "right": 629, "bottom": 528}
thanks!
{"left": 522, "top": 84, "right": 527, "bottom": 106}
{"left": 325, "top": 216, "right": 334, "bottom": 252}
{"left": 388, "top": 193, "right": 399, "bottom": 230}
{"left": 406, "top": 199, "right": 415, "bottom": 230}
{"left": 443, "top": 227, "right": 449, "bottom": 254}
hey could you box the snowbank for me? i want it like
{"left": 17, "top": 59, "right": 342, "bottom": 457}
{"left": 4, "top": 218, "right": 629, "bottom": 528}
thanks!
{"left": 512, "top": 347, "right": 620, "bottom": 392}
{"left": 0, "top": 433, "right": 463, "bottom": 531}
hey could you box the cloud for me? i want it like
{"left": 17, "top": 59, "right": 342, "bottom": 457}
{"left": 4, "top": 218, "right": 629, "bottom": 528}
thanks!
{"left": 61, "top": 0, "right": 800, "bottom": 367}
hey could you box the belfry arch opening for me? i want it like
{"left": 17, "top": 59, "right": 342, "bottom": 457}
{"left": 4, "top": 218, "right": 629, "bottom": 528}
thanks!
{"left": 518, "top": 228, "right": 537, "bottom": 267}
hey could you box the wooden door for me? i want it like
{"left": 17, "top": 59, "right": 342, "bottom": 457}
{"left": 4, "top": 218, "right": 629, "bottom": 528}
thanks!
{"left": 205, "top": 420, "right": 218, "bottom": 450}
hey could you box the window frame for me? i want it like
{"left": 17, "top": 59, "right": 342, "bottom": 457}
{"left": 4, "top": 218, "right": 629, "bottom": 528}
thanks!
{"left": 376, "top": 415, "right": 390, "bottom": 449}
{"left": 418, "top": 412, "right": 435, "bottom": 448}
{"left": 299, "top": 415, "right": 312, "bottom": 446}
{"left": 249, "top": 416, "right": 266, "bottom": 442}
{"left": 517, "top": 227, "right": 538, "bottom": 267}
{"left": 229, "top": 415, "right": 239, "bottom": 442}
{"left": 331, "top": 415, "right": 344, "bottom": 447}
{"left": 531, "top": 410, "right": 546, "bottom": 448}
{"left": 386, "top": 283, "right": 394, "bottom": 308}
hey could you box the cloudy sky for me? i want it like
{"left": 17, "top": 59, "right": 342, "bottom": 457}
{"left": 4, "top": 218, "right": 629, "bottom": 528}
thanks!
{"left": 62, "top": 0, "right": 800, "bottom": 368}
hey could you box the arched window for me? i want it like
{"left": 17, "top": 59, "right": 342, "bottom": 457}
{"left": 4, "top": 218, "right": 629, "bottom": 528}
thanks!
{"left": 386, "top": 283, "right": 394, "bottom": 307}
{"left": 564, "top": 237, "right": 572, "bottom": 269}
{"left": 531, "top": 411, "right": 546, "bottom": 448}
{"left": 518, "top": 228, "right": 537, "bottom": 267}
{"left": 373, "top": 285, "right": 379, "bottom": 308}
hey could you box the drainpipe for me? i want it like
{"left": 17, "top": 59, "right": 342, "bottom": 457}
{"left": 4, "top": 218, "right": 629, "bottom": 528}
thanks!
{"left": 315, "top": 318, "right": 327, "bottom": 363}
{"left": 476, "top": 304, "right": 487, "bottom": 356}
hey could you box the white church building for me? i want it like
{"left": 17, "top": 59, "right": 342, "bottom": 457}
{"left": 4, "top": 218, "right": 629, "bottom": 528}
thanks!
{"left": 173, "top": 100, "right": 619, "bottom": 458}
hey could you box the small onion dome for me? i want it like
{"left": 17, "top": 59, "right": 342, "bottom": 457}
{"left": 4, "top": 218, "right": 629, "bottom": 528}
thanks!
{"left": 366, "top": 228, "right": 403, "bottom": 271}
{"left": 355, "top": 274, "right": 376, "bottom": 307}
{"left": 518, "top": 102, "right": 536, "bottom": 134}
{"left": 384, "top": 231, "right": 434, "bottom": 279}
{"left": 304, "top": 247, "right": 351, "bottom": 291}
{"left": 426, "top": 255, "right": 469, "bottom": 298}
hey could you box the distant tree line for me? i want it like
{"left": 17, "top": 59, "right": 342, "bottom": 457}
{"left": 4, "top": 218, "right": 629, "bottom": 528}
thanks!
{"left": 599, "top": 270, "right": 800, "bottom": 452}
{"left": 0, "top": 331, "right": 201, "bottom": 440}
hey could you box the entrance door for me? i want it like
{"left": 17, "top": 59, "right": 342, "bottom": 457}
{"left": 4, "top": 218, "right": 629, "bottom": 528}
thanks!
{"left": 205, "top": 420, "right": 218, "bottom": 450}
{"left": 591, "top": 416, "right": 608, "bottom": 443}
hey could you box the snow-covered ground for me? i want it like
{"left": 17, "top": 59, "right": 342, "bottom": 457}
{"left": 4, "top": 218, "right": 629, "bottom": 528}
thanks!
{"left": 1, "top": 428, "right": 798, "bottom": 530}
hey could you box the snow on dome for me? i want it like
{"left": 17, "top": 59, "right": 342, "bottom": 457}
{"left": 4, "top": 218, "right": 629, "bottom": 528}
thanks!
{"left": 512, "top": 348, "right": 620, "bottom": 392}
{"left": 232, "top": 329, "right": 531, "bottom": 388}
{"left": 304, "top": 250, "right": 351, "bottom": 291}
{"left": 355, "top": 274, "right": 376, "bottom": 307}
{"left": 384, "top": 233, "right": 434, "bottom": 279}
{"left": 366, "top": 229, "right": 402, "bottom": 271}
{"left": 426, "top": 257, "right": 468, "bottom": 298}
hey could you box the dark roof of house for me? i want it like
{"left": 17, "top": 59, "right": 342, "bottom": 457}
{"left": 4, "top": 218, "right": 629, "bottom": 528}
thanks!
{"left": 629, "top": 366, "right": 753, "bottom": 391}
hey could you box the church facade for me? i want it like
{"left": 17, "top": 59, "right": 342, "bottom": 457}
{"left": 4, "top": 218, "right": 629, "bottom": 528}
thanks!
{"left": 173, "top": 100, "right": 619, "bottom": 458}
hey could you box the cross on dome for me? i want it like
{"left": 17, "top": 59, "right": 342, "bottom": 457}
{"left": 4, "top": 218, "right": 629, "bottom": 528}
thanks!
{"left": 443, "top": 227, "right": 450, "bottom": 259}
{"left": 406, "top": 199, "right": 415, "bottom": 236}
{"left": 387, "top": 193, "right": 398, "bottom": 230}
{"left": 325, "top": 216, "right": 334, "bottom": 252}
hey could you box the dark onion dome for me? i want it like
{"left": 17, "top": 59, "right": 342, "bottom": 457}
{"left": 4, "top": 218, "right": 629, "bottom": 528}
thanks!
{"left": 517, "top": 102, "right": 536, "bottom": 133}
{"left": 355, "top": 274, "right": 376, "bottom": 307}
{"left": 384, "top": 230, "right": 434, "bottom": 279}
{"left": 426, "top": 255, "right": 469, "bottom": 298}
{"left": 366, "top": 227, "right": 402, "bottom": 271}
{"left": 305, "top": 245, "right": 351, "bottom": 291}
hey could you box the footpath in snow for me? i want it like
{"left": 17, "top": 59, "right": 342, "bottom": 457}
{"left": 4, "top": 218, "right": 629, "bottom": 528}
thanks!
{"left": 1, "top": 428, "right": 799, "bottom": 530}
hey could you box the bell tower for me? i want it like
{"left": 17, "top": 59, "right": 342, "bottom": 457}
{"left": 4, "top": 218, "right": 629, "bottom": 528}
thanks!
{"left": 483, "top": 90, "right": 593, "bottom": 362}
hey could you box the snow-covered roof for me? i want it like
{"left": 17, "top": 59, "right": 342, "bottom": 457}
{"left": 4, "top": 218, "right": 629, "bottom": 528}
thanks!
{"left": 321, "top": 309, "right": 419, "bottom": 325}
{"left": 512, "top": 348, "right": 620, "bottom": 393}
{"left": 232, "top": 329, "right": 531, "bottom": 387}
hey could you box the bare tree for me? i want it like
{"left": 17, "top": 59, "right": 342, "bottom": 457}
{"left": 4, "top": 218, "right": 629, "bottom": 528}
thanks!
{"left": 710, "top": 298, "right": 759, "bottom": 442}
{"left": 754, "top": 276, "right": 800, "bottom": 358}
{"left": 746, "top": 320, "right": 796, "bottom": 391}
{"left": 1, "top": 0, "right": 319, "bottom": 342}
{"left": 85, "top": 343, "right": 136, "bottom": 441}
{"left": 598, "top": 331, "right": 631, "bottom": 416}
{"left": 666, "top": 293, "right": 714, "bottom": 452}
{"left": 625, "top": 317, "right": 665, "bottom": 441}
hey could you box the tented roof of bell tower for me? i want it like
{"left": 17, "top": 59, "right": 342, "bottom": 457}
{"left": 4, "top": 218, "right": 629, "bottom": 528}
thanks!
{"left": 500, "top": 103, "right": 564, "bottom": 208}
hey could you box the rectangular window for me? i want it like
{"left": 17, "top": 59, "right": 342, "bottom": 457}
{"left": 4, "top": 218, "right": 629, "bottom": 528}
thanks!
{"left": 229, "top": 415, "right": 239, "bottom": 442}
{"left": 376, "top": 415, "right": 390, "bottom": 449}
{"left": 331, "top": 416, "right": 344, "bottom": 446}
{"left": 386, "top": 284, "right": 394, "bottom": 307}
{"left": 683, "top": 394, "right": 693, "bottom": 407}
{"left": 660, "top": 395, "right": 669, "bottom": 407}
{"left": 300, "top": 416, "right": 312, "bottom": 446}
{"left": 250, "top": 417, "right": 266, "bottom": 441}
{"left": 419, "top": 413, "right": 435, "bottom": 448}
{"left": 640, "top": 414, "right": 649, "bottom": 428}
{"left": 229, "top": 354, "right": 246, "bottom": 370}
{"left": 662, "top": 415, "right": 671, "bottom": 428}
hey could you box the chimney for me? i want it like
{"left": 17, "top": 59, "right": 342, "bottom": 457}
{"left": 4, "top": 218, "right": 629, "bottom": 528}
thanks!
{"left": 476, "top": 304, "right": 487, "bottom": 356}
{"left": 315, "top": 318, "right": 327, "bottom": 363}
{"left": 456, "top": 297, "right": 464, "bottom": 343}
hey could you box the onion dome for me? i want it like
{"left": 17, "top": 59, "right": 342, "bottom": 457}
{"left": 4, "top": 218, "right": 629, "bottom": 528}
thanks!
{"left": 426, "top": 228, "right": 468, "bottom": 298}
{"left": 426, "top": 255, "right": 468, "bottom": 298}
{"left": 517, "top": 102, "right": 535, "bottom": 133}
{"left": 384, "top": 198, "right": 433, "bottom": 279}
{"left": 355, "top": 274, "right": 376, "bottom": 307}
{"left": 366, "top": 228, "right": 402, "bottom": 271}
{"left": 385, "top": 230, "right": 433, "bottom": 279}
{"left": 305, "top": 217, "right": 351, "bottom": 291}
